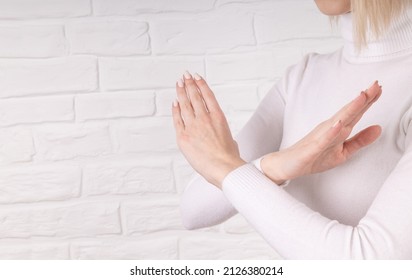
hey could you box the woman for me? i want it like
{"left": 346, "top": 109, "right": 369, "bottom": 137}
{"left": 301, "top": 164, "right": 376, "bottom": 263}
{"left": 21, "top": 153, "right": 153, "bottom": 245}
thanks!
{"left": 172, "top": 0, "right": 412, "bottom": 259}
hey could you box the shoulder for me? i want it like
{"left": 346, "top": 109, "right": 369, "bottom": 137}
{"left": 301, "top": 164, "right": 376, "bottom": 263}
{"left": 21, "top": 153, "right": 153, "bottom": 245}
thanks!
{"left": 280, "top": 49, "right": 343, "bottom": 96}
{"left": 286, "top": 50, "right": 342, "bottom": 78}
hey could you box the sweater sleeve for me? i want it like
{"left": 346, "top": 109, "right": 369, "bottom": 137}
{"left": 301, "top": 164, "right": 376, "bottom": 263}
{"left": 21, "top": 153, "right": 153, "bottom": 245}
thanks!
{"left": 179, "top": 80, "right": 286, "bottom": 230}
{"left": 221, "top": 118, "right": 412, "bottom": 259}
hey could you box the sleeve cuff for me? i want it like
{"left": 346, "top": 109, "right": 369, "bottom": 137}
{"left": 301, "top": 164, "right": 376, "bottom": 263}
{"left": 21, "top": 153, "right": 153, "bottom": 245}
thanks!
{"left": 223, "top": 162, "right": 289, "bottom": 193}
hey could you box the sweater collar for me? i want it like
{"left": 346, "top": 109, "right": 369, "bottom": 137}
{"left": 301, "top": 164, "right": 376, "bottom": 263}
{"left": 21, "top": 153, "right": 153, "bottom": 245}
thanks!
{"left": 341, "top": 9, "right": 412, "bottom": 63}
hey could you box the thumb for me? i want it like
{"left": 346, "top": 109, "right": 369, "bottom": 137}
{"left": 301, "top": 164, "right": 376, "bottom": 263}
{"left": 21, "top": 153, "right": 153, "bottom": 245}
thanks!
{"left": 343, "top": 125, "right": 382, "bottom": 158}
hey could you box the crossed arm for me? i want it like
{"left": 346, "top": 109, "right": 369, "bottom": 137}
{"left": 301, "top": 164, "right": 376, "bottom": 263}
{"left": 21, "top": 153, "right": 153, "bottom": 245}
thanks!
{"left": 179, "top": 78, "right": 287, "bottom": 229}
{"left": 173, "top": 71, "right": 381, "bottom": 190}
{"left": 173, "top": 71, "right": 412, "bottom": 258}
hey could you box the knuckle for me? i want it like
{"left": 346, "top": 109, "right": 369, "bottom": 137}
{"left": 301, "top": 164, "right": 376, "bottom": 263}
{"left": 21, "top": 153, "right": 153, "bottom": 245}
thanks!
{"left": 178, "top": 133, "right": 190, "bottom": 144}
{"left": 176, "top": 87, "right": 186, "bottom": 95}
{"left": 200, "top": 114, "right": 212, "bottom": 124}
{"left": 190, "top": 91, "right": 200, "bottom": 100}
{"left": 197, "top": 80, "right": 207, "bottom": 88}
{"left": 185, "top": 79, "right": 194, "bottom": 86}
{"left": 183, "top": 103, "right": 192, "bottom": 111}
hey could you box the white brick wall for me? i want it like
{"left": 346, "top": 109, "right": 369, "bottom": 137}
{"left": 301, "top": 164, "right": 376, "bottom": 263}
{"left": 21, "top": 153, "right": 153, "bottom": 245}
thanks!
{"left": 0, "top": 0, "right": 342, "bottom": 259}
{"left": 0, "top": 57, "right": 97, "bottom": 97}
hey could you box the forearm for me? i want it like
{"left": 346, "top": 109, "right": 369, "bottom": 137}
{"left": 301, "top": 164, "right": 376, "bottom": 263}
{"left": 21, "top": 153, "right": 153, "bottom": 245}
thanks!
{"left": 180, "top": 174, "right": 238, "bottom": 229}
{"left": 179, "top": 82, "right": 286, "bottom": 229}
{"left": 222, "top": 163, "right": 410, "bottom": 259}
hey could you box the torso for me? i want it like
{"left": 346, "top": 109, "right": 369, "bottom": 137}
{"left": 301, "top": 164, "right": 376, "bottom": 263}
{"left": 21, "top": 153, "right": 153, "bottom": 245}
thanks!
{"left": 281, "top": 49, "right": 412, "bottom": 225}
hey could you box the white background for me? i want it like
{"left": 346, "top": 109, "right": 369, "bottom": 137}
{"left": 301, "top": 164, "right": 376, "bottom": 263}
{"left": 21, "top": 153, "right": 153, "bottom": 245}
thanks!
{"left": 0, "top": 0, "right": 341, "bottom": 259}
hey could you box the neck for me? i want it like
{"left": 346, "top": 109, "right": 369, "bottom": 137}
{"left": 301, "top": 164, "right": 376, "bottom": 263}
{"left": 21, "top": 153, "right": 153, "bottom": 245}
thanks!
{"left": 341, "top": 9, "right": 412, "bottom": 63}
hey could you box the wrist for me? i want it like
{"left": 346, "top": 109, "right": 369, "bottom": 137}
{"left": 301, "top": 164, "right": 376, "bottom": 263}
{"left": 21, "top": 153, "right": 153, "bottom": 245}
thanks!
{"left": 214, "top": 157, "right": 246, "bottom": 189}
{"left": 260, "top": 153, "right": 288, "bottom": 185}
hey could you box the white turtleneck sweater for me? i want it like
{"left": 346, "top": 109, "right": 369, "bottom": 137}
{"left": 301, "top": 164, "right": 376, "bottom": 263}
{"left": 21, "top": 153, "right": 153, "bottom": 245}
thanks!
{"left": 180, "top": 10, "right": 412, "bottom": 259}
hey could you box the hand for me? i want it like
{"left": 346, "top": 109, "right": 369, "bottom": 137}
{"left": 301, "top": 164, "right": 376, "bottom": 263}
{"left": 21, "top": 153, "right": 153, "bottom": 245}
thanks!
{"left": 172, "top": 71, "right": 246, "bottom": 188}
{"left": 261, "top": 81, "right": 383, "bottom": 185}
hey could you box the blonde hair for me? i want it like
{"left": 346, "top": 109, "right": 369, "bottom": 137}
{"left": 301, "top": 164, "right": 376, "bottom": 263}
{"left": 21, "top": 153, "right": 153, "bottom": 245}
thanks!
{"left": 350, "top": 0, "right": 411, "bottom": 50}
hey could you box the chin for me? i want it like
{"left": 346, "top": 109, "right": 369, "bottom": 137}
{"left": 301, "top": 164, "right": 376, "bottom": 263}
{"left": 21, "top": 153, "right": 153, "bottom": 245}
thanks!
{"left": 314, "top": 0, "right": 351, "bottom": 16}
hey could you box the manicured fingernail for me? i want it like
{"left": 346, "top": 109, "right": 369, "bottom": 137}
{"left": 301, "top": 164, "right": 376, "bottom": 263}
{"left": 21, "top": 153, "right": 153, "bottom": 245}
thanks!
{"left": 173, "top": 99, "right": 178, "bottom": 107}
{"left": 370, "top": 80, "right": 378, "bottom": 88}
{"left": 194, "top": 73, "right": 202, "bottom": 80}
{"left": 177, "top": 79, "right": 184, "bottom": 87}
{"left": 184, "top": 71, "right": 192, "bottom": 79}
{"left": 332, "top": 120, "right": 341, "bottom": 128}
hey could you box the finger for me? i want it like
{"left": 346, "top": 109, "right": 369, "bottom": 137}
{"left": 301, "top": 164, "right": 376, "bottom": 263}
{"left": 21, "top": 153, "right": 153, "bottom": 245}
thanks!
{"left": 333, "top": 91, "right": 367, "bottom": 126}
{"left": 348, "top": 85, "right": 382, "bottom": 127}
{"left": 316, "top": 120, "right": 343, "bottom": 151}
{"left": 172, "top": 99, "right": 185, "bottom": 135}
{"left": 344, "top": 81, "right": 381, "bottom": 126}
{"left": 176, "top": 78, "right": 195, "bottom": 123}
{"left": 364, "top": 82, "right": 381, "bottom": 104}
{"left": 343, "top": 125, "right": 382, "bottom": 158}
{"left": 193, "top": 73, "right": 222, "bottom": 113}
{"left": 183, "top": 71, "right": 208, "bottom": 117}
{"left": 333, "top": 81, "right": 381, "bottom": 127}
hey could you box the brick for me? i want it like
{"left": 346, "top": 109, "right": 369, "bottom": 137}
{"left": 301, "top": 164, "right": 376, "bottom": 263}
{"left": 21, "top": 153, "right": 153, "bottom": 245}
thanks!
{"left": 254, "top": 1, "right": 337, "bottom": 45}
{"left": 0, "top": 25, "right": 66, "bottom": 57}
{"left": 213, "top": 85, "right": 259, "bottom": 114}
{"left": 269, "top": 45, "right": 303, "bottom": 78}
{"left": 0, "top": 127, "right": 34, "bottom": 164}
{"left": 122, "top": 197, "right": 183, "bottom": 234}
{"left": 75, "top": 91, "right": 154, "bottom": 121}
{"left": 151, "top": 14, "right": 254, "bottom": 54}
{"left": 113, "top": 118, "right": 177, "bottom": 153}
{"left": 267, "top": 39, "right": 343, "bottom": 78}
{"left": 83, "top": 158, "right": 174, "bottom": 195}
{"left": 258, "top": 80, "right": 279, "bottom": 100}
{"left": 207, "top": 40, "right": 340, "bottom": 86}
{"left": 0, "top": 165, "right": 81, "bottom": 204}
{"left": 0, "top": 0, "right": 90, "bottom": 19}
{"left": 0, "top": 243, "right": 69, "bottom": 259}
{"left": 295, "top": 37, "right": 344, "bottom": 54}
{"left": 0, "top": 96, "right": 73, "bottom": 126}
{"left": 157, "top": 85, "right": 258, "bottom": 117}
{"left": 67, "top": 20, "right": 149, "bottom": 56}
{"left": 0, "top": 57, "right": 97, "bottom": 98}
{"left": 179, "top": 232, "right": 280, "bottom": 259}
{"left": 99, "top": 57, "right": 203, "bottom": 90}
{"left": 93, "top": 0, "right": 215, "bottom": 15}
{"left": 173, "top": 155, "right": 195, "bottom": 194}
{"left": 34, "top": 123, "right": 112, "bottom": 161}
{"left": 0, "top": 202, "right": 120, "bottom": 238}
{"left": 213, "top": 85, "right": 259, "bottom": 135}
{"left": 216, "top": 0, "right": 258, "bottom": 5}
{"left": 71, "top": 237, "right": 178, "bottom": 259}
{"left": 206, "top": 52, "right": 276, "bottom": 85}
{"left": 155, "top": 89, "right": 175, "bottom": 117}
